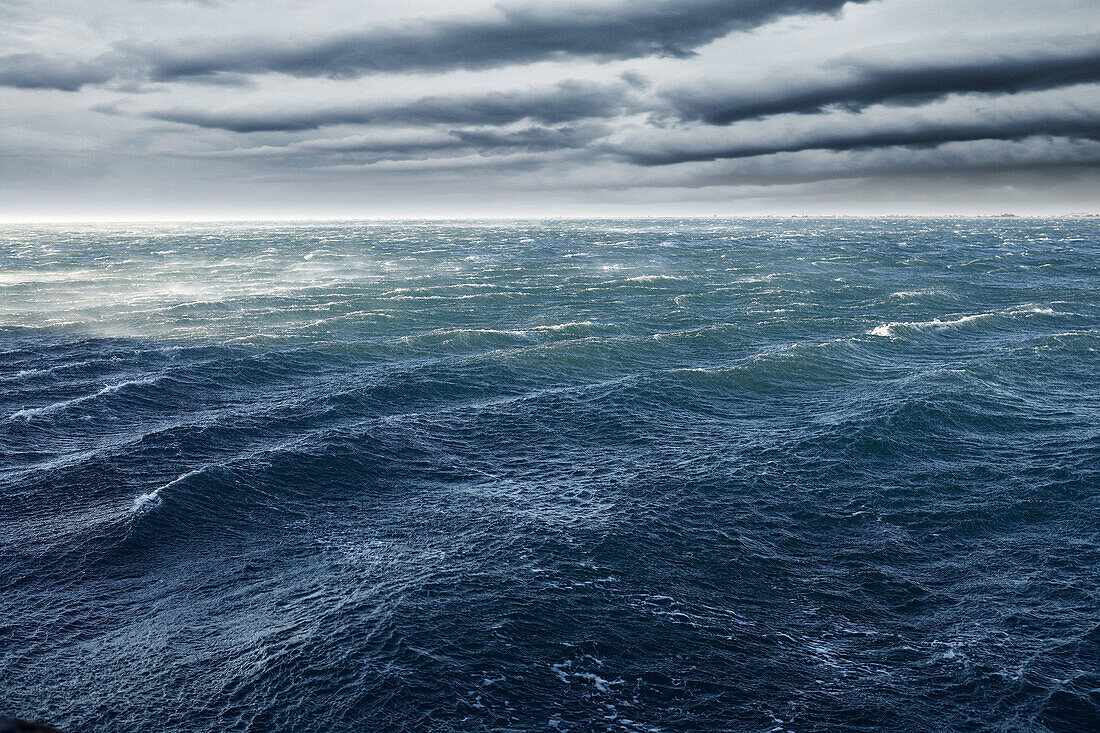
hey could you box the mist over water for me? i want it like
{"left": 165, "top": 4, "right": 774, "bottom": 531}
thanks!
{"left": 2, "top": 219, "right": 1098, "bottom": 732}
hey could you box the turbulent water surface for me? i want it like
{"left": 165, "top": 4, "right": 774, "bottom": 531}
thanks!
{"left": 1, "top": 219, "right": 1098, "bottom": 732}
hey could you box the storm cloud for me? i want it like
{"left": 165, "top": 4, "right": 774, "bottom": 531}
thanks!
{"left": 2, "top": 0, "right": 1098, "bottom": 218}
{"left": 621, "top": 101, "right": 1100, "bottom": 165}
{"left": 138, "top": 0, "right": 870, "bottom": 81}
{"left": 187, "top": 124, "right": 610, "bottom": 163}
{"left": 146, "top": 80, "right": 637, "bottom": 132}
{"left": 0, "top": 53, "right": 115, "bottom": 91}
{"left": 667, "top": 36, "right": 1100, "bottom": 124}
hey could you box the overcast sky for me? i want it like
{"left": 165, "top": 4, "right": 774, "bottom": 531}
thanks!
{"left": 1, "top": 0, "right": 1098, "bottom": 219}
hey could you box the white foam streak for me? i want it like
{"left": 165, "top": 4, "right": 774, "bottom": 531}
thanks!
{"left": 889, "top": 289, "right": 938, "bottom": 298}
{"left": 132, "top": 468, "right": 202, "bottom": 514}
{"left": 620, "top": 274, "right": 684, "bottom": 283}
{"left": 8, "top": 376, "right": 158, "bottom": 420}
{"left": 530, "top": 320, "right": 598, "bottom": 332}
{"left": 867, "top": 304, "right": 1058, "bottom": 338}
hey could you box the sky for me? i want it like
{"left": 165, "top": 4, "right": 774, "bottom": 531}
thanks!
{"left": 1, "top": 0, "right": 1098, "bottom": 220}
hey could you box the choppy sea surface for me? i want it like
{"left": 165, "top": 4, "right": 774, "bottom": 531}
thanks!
{"left": 1, "top": 219, "right": 1098, "bottom": 732}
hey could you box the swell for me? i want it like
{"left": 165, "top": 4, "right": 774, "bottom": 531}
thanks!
{"left": 866, "top": 304, "right": 1061, "bottom": 339}
{"left": 103, "top": 348, "right": 1073, "bottom": 545}
{"left": 2, "top": 219, "right": 1099, "bottom": 733}
{"left": 7, "top": 375, "right": 166, "bottom": 420}
{"left": 3, "top": 301, "right": 1083, "bottom": 513}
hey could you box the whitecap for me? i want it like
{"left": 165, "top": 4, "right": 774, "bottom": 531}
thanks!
{"left": 621, "top": 274, "right": 684, "bottom": 283}
{"left": 406, "top": 327, "right": 531, "bottom": 341}
{"left": 572, "top": 672, "right": 617, "bottom": 693}
{"left": 867, "top": 304, "right": 1059, "bottom": 338}
{"left": 529, "top": 320, "right": 599, "bottom": 332}
{"left": 888, "top": 290, "right": 938, "bottom": 298}
{"left": 1008, "top": 305, "right": 1056, "bottom": 316}
{"left": 132, "top": 468, "right": 203, "bottom": 514}
{"left": 868, "top": 312, "right": 995, "bottom": 337}
{"left": 8, "top": 375, "right": 159, "bottom": 420}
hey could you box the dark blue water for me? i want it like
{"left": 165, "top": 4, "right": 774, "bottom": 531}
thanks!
{"left": 2, "top": 219, "right": 1098, "bottom": 732}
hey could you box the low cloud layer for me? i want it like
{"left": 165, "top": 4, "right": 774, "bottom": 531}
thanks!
{"left": 147, "top": 80, "right": 638, "bottom": 132}
{"left": 138, "top": 0, "right": 867, "bottom": 80}
{"left": 0, "top": 53, "right": 115, "bottom": 91}
{"left": 1, "top": 0, "right": 1098, "bottom": 217}
{"left": 667, "top": 37, "right": 1100, "bottom": 123}
{"left": 620, "top": 92, "right": 1100, "bottom": 165}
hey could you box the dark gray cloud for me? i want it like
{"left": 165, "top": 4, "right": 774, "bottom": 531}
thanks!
{"left": 667, "top": 38, "right": 1100, "bottom": 123}
{"left": 0, "top": 53, "right": 115, "bottom": 91}
{"left": 146, "top": 80, "right": 636, "bottom": 132}
{"left": 199, "top": 124, "right": 610, "bottom": 164}
{"left": 451, "top": 123, "right": 609, "bottom": 151}
{"left": 621, "top": 113, "right": 1100, "bottom": 165}
{"left": 4, "top": 0, "right": 1099, "bottom": 216}
{"left": 136, "top": 0, "right": 868, "bottom": 81}
{"left": 2, "top": 1, "right": 869, "bottom": 91}
{"left": 604, "top": 137, "right": 1100, "bottom": 191}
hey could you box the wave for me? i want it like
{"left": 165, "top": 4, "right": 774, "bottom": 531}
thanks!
{"left": 619, "top": 274, "right": 685, "bottom": 283}
{"left": 405, "top": 327, "right": 532, "bottom": 341}
{"left": 131, "top": 468, "right": 205, "bottom": 514}
{"left": 0, "top": 268, "right": 99, "bottom": 286}
{"left": 125, "top": 429, "right": 322, "bottom": 522}
{"left": 529, "top": 321, "right": 600, "bottom": 332}
{"left": 7, "top": 375, "right": 161, "bottom": 420}
{"left": 402, "top": 322, "right": 604, "bottom": 343}
{"left": 868, "top": 304, "right": 1057, "bottom": 338}
{"left": 382, "top": 292, "right": 529, "bottom": 301}
{"left": 1007, "top": 305, "right": 1056, "bottom": 316}
{"left": 888, "top": 289, "right": 941, "bottom": 299}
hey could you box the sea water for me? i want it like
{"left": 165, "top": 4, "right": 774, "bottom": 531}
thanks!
{"left": 1, "top": 219, "right": 1097, "bottom": 731}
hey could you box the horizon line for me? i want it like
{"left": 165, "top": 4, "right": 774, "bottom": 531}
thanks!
{"left": 2, "top": 213, "right": 1098, "bottom": 226}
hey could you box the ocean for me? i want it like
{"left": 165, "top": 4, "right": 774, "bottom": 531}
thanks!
{"left": 1, "top": 219, "right": 1097, "bottom": 732}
